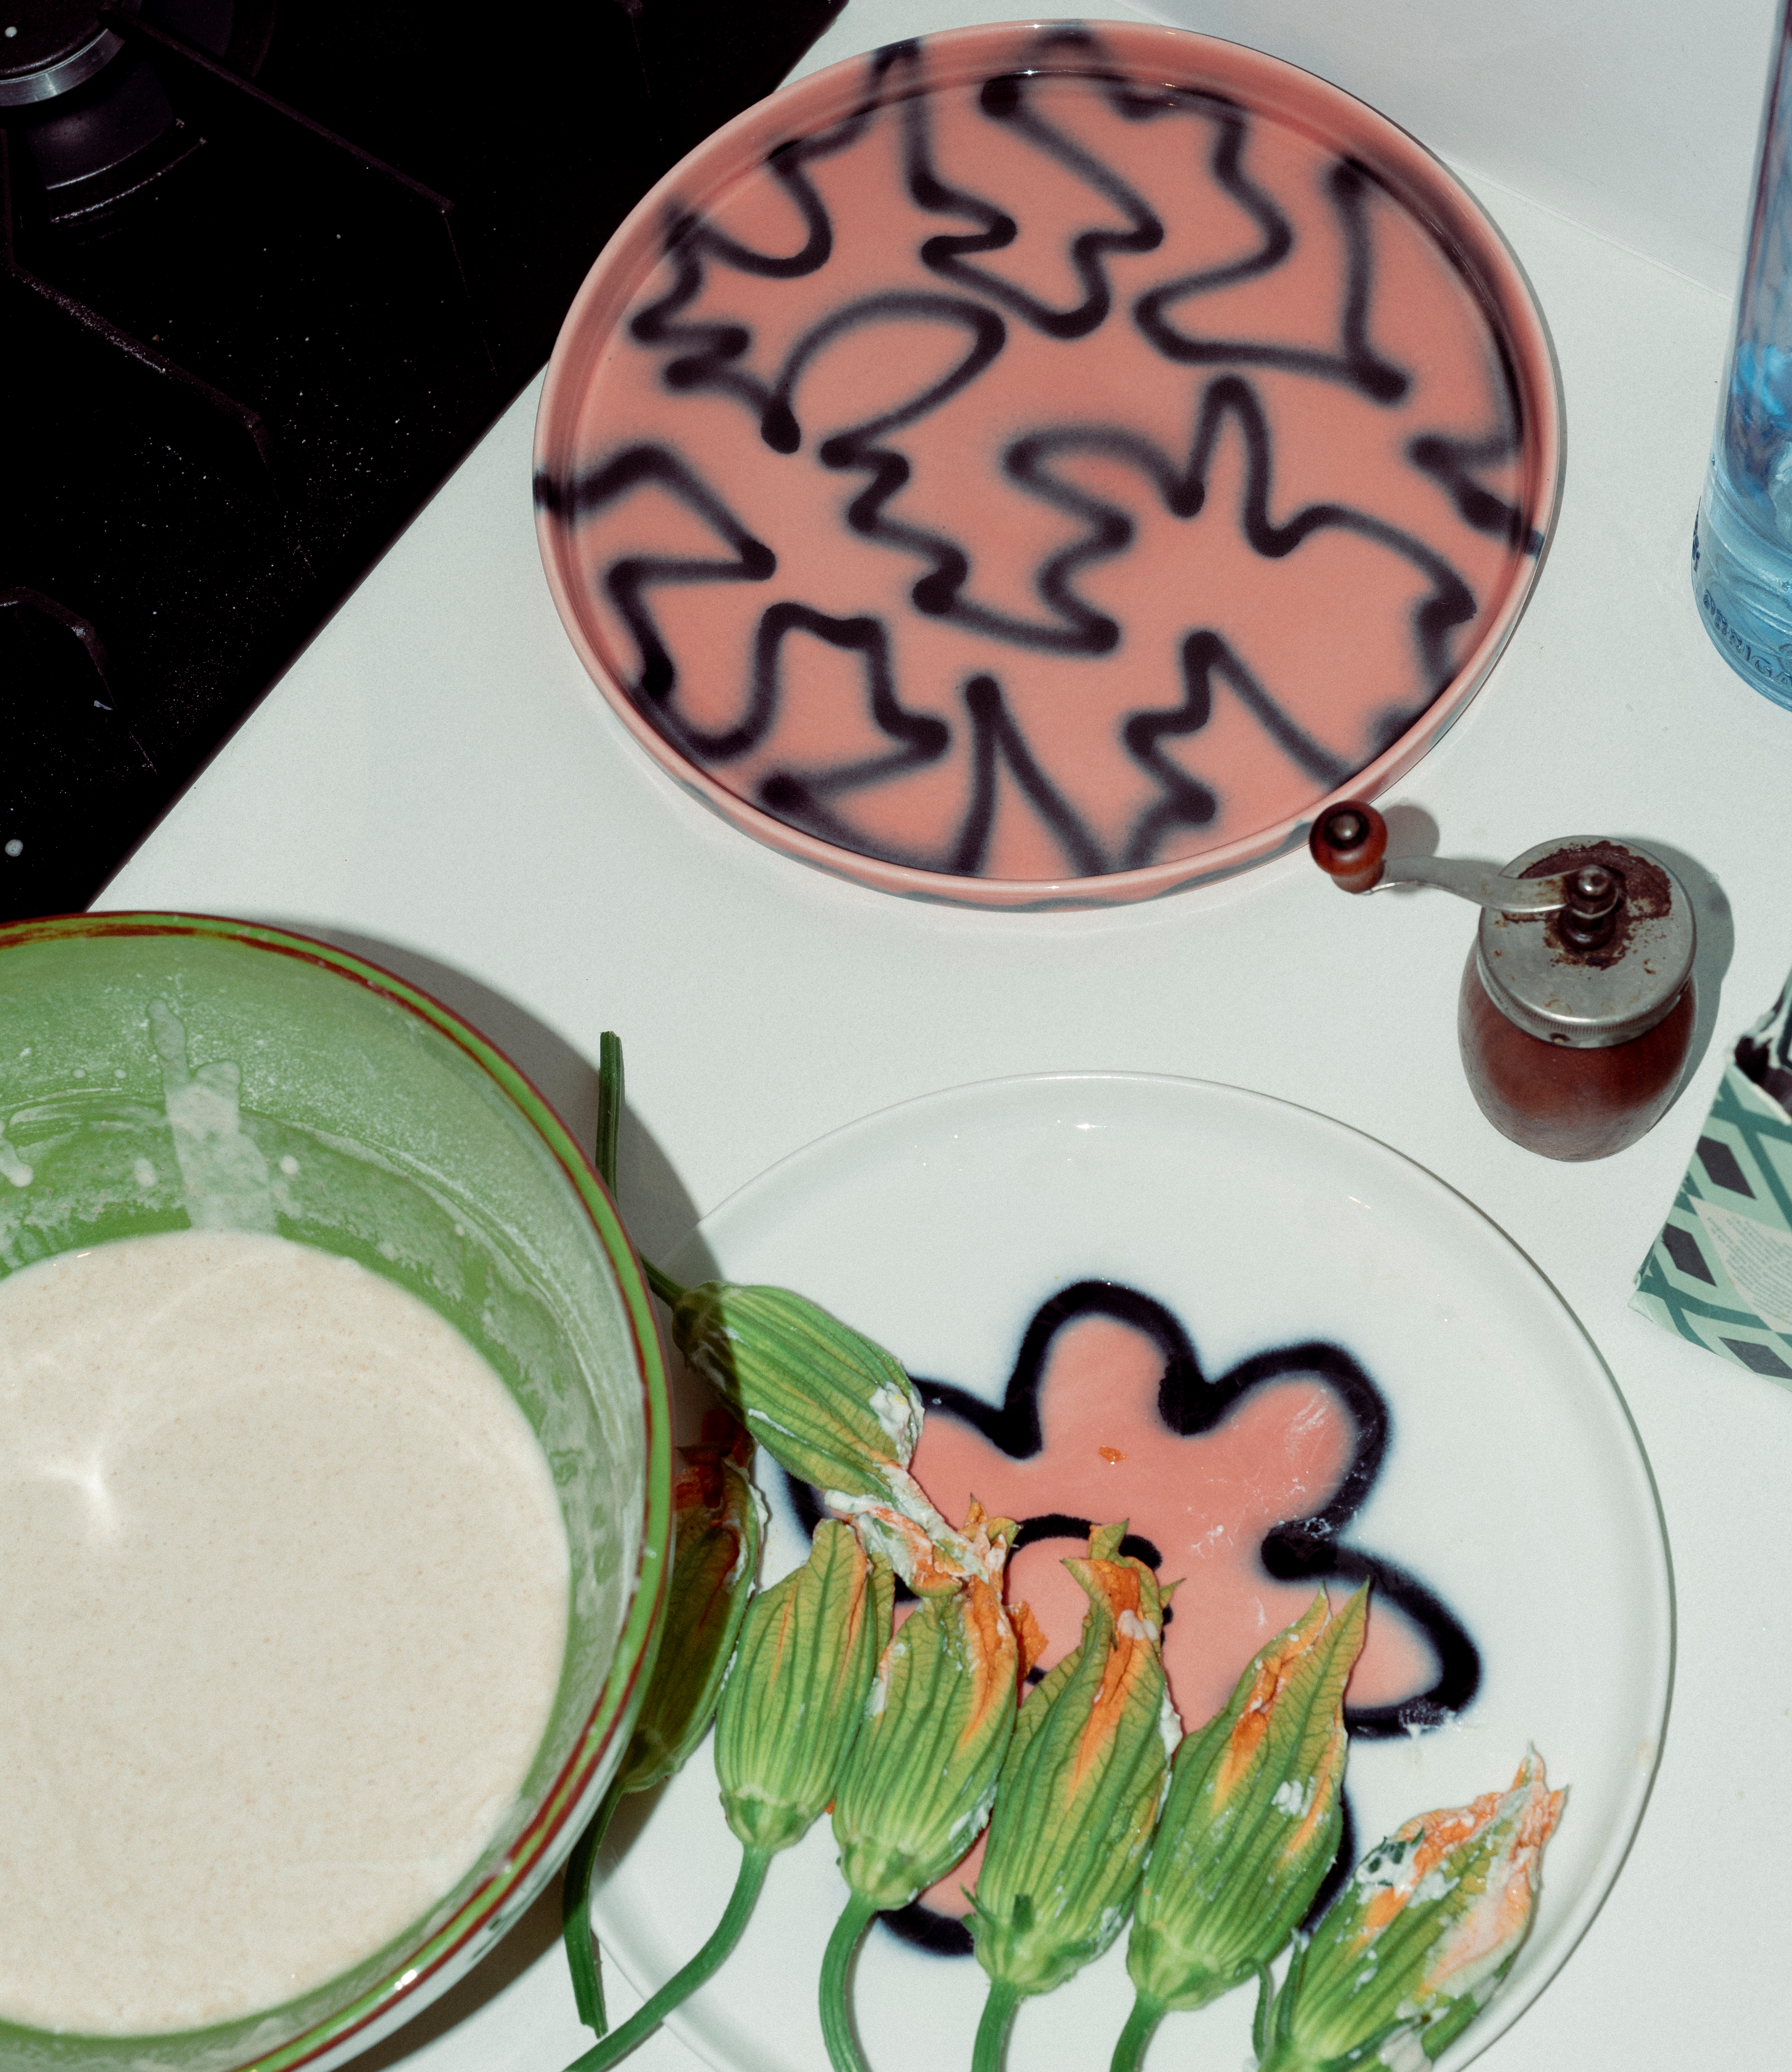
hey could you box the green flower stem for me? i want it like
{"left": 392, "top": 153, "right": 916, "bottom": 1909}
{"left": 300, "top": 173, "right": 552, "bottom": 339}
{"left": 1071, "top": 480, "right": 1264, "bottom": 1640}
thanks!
{"left": 645, "top": 1258, "right": 687, "bottom": 1307}
{"left": 1253, "top": 1952, "right": 1296, "bottom": 2072}
{"left": 819, "top": 1890, "right": 882, "bottom": 2072}
{"left": 971, "top": 1980, "right": 1022, "bottom": 2072}
{"left": 596, "top": 1033, "right": 624, "bottom": 1195}
{"left": 594, "top": 1034, "right": 686, "bottom": 1307}
{"left": 565, "top": 1846, "right": 772, "bottom": 2072}
{"left": 561, "top": 1775, "right": 628, "bottom": 2035}
{"left": 1108, "top": 1993, "right": 1163, "bottom": 2072}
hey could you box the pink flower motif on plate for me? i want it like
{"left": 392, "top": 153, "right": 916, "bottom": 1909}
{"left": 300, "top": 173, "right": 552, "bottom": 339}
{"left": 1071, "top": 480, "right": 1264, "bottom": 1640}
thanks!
{"left": 785, "top": 1279, "right": 1478, "bottom": 1954}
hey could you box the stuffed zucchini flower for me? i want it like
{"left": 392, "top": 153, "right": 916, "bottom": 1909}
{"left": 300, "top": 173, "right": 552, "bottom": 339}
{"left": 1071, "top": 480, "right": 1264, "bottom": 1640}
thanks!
{"left": 672, "top": 1280, "right": 1007, "bottom": 1594}
{"left": 569, "top": 1522, "right": 891, "bottom": 2072}
{"left": 1256, "top": 1749, "right": 1565, "bottom": 2072}
{"left": 967, "top": 1524, "right": 1174, "bottom": 2072}
{"left": 820, "top": 1515, "right": 1026, "bottom": 2072}
{"left": 1111, "top": 1588, "right": 1367, "bottom": 2068}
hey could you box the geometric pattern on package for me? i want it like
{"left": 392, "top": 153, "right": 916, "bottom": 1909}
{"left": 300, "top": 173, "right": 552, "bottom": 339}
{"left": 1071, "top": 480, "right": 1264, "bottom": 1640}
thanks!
{"left": 1632, "top": 1059, "right": 1792, "bottom": 1383}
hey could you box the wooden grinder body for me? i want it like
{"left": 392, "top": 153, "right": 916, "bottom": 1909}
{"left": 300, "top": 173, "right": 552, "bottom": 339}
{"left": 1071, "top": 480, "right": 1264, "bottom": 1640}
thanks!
{"left": 1458, "top": 957, "right": 1695, "bottom": 1161}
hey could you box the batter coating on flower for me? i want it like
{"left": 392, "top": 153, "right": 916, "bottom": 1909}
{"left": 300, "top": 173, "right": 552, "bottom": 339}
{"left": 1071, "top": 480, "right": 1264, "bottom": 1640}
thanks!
{"left": 1255, "top": 1748, "right": 1566, "bottom": 2072}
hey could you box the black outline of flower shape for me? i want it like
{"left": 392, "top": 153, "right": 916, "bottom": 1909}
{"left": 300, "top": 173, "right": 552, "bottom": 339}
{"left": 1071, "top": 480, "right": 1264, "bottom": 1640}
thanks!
{"left": 786, "top": 1277, "right": 1479, "bottom": 1956}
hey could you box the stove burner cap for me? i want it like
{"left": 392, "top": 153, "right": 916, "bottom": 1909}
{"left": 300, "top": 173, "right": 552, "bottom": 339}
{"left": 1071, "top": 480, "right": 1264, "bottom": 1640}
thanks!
{"left": 0, "top": 0, "right": 126, "bottom": 107}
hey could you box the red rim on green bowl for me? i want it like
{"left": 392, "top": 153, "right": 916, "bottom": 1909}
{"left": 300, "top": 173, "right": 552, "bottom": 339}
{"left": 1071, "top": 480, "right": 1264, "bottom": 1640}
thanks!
{"left": 0, "top": 913, "right": 673, "bottom": 2072}
{"left": 535, "top": 18, "right": 1562, "bottom": 909}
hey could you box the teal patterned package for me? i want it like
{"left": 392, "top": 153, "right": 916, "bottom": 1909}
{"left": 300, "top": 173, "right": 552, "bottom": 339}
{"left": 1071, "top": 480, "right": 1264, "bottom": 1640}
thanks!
{"left": 1633, "top": 968, "right": 1792, "bottom": 1381}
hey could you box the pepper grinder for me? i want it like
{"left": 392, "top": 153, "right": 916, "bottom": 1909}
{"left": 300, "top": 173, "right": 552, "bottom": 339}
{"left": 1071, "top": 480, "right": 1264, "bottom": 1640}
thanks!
{"left": 1310, "top": 802, "right": 1697, "bottom": 1161}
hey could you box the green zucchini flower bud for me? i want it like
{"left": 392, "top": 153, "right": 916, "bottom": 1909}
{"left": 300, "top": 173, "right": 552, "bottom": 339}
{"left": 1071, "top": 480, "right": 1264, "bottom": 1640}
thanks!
{"left": 672, "top": 1281, "right": 1004, "bottom": 1596}
{"left": 1257, "top": 1748, "right": 1566, "bottom": 2072}
{"left": 819, "top": 1527, "right": 1025, "bottom": 2072}
{"left": 568, "top": 1524, "right": 891, "bottom": 2072}
{"left": 623, "top": 1437, "right": 766, "bottom": 1794}
{"left": 1116, "top": 1587, "right": 1367, "bottom": 2063}
{"left": 834, "top": 1519, "right": 1022, "bottom": 1908}
{"left": 717, "top": 1518, "right": 894, "bottom": 1853}
{"left": 674, "top": 1283, "right": 921, "bottom": 1498}
{"left": 562, "top": 1422, "right": 764, "bottom": 2036}
{"left": 967, "top": 1524, "right": 1174, "bottom": 2072}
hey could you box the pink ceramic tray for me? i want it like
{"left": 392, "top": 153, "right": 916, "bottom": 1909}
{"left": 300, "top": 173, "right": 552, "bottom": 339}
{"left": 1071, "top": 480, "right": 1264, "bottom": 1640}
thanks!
{"left": 535, "top": 21, "right": 1561, "bottom": 908}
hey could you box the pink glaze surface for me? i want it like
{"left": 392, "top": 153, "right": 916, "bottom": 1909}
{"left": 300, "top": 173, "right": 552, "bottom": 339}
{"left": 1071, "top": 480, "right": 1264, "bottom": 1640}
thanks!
{"left": 895, "top": 1296, "right": 1450, "bottom": 1924}
{"left": 535, "top": 22, "right": 1560, "bottom": 904}
{"left": 918, "top": 1317, "right": 1434, "bottom": 1717}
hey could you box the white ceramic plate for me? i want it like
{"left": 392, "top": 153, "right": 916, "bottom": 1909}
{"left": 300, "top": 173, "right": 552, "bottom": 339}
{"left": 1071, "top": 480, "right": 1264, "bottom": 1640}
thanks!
{"left": 594, "top": 1074, "right": 1669, "bottom": 2072}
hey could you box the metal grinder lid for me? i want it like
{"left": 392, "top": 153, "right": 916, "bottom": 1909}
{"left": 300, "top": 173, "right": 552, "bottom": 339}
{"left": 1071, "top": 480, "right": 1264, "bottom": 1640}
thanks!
{"left": 1475, "top": 838, "right": 1696, "bottom": 1049}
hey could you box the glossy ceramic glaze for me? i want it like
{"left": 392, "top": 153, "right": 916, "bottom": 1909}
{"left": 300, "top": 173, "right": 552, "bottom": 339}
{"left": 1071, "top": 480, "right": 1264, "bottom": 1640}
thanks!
{"left": 0, "top": 915, "right": 672, "bottom": 2072}
{"left": 595, "top": 1075, "right": 1667, "bottom": 2072}
{"left": 535, "top": 21, "right": 1561, "bottom": 906}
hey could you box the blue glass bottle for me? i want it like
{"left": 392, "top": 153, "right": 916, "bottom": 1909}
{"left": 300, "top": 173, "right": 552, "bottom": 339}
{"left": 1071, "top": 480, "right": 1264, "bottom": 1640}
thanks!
{"left": 1695, "top": 0, "right": 1792, "bottom": 710}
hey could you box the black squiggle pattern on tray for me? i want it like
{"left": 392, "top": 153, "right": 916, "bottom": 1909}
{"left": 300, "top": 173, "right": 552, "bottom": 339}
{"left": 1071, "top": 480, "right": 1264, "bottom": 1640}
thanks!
{"left": 538, "top": 24, "right": 1546, "bottom": 880}
{"left": 764, "top": 290, "right": 1004, "bottom": 461}
{"left": 1120, "top": 632, "right": 1342, "bottom": 866}
{"left": 1136, "top": 158, "right": 1409, "bottom": 402}
{"left": 913, "top": 29, "right": 1298, "bottom": 344}
{"left": 987, "top": 376, "right": 1477, "bottom": 670}
{"left": 1411, "top": 425, "right": 1536, "bottom": 551}
{"left": 624, "top": 76, "right": 891, "bottom": 426}
{"left": 760, "top": 670, "right": 1108, "bottom": 879}
{"left": 932, "top": 68, "right": 1164, "bottom": 339}
{"left": 535, "top": 447, "right": 775, "bottom": 711}
{"left": 952, "top": 674, "right": 1106, "bottom": 876}
{"left": 541, "top": 385, "right": 1477, "bottom": 875}
{"left": 1400, "top": 178, "right": 1543, "bottom": 556}
{"left": 749, "top": 607, "right": 949, "bottom": 779}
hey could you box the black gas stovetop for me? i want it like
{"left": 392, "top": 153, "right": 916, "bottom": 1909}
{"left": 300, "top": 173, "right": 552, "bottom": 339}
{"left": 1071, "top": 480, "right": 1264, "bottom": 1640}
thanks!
{"left": 2, "top": 0, "right": 844, "bottom": 924}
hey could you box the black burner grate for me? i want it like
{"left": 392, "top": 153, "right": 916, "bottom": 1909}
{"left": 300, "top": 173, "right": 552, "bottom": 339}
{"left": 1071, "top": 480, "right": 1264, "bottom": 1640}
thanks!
{"left": 2, "top": 0, "right": 845, "bottom": 921}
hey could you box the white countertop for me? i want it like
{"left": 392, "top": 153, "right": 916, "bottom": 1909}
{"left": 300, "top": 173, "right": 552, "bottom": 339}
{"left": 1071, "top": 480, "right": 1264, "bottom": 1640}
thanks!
{"left": 104, "top": 3, "right": 1792, "bottom": 2066}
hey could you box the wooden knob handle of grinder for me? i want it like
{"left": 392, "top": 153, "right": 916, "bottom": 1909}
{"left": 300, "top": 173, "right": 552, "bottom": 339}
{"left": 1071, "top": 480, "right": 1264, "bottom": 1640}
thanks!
{"left": 1309, "top": 801, "right": 1388, "bottom": 893}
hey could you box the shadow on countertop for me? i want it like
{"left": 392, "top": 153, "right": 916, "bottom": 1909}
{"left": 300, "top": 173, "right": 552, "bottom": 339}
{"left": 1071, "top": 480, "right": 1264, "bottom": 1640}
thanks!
{"left": 350, "top": 1877, "right": 567, "bottom": 2070}
{"left": 1610, "top": 837, "right": 1735, "bottom": 1097}
{"left": 318, "top": 928, "right": 704, "bottom": 1266}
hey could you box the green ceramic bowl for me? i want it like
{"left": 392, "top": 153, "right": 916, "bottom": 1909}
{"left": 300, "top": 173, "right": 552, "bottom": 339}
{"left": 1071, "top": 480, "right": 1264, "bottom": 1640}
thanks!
{"left": 0, "top": 914, "right": 673, "bottom": 2072}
